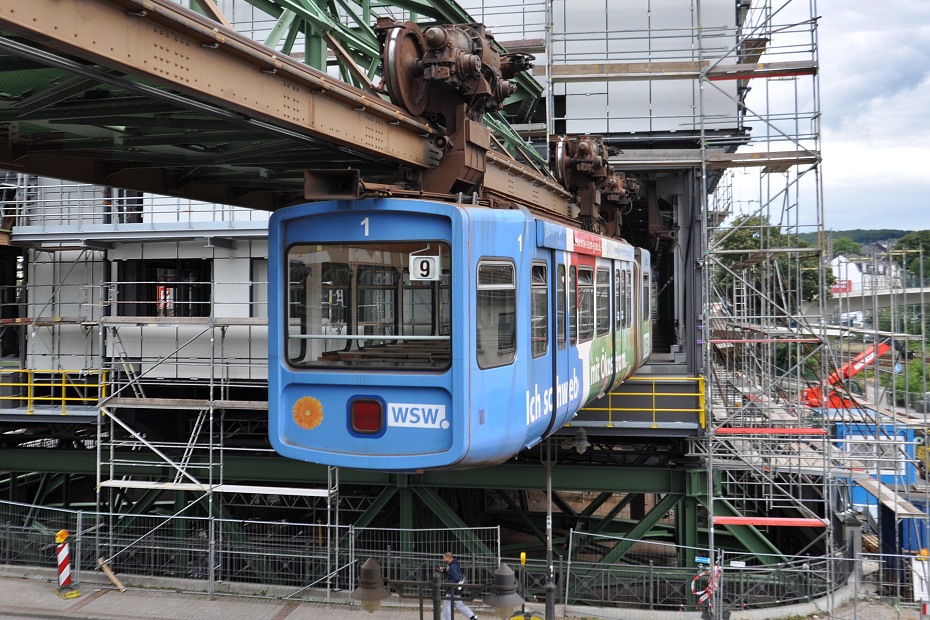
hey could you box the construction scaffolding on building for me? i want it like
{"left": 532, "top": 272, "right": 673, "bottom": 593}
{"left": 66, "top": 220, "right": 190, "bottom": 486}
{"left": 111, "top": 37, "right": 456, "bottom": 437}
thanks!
{"left": 2, "top": 0, "right": 930, "bottom": 616}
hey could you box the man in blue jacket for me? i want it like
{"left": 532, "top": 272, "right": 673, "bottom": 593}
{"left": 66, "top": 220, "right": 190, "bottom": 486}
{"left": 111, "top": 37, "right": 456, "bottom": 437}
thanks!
{"left": 439, "top": 551, "right": 477, "bottom": 620}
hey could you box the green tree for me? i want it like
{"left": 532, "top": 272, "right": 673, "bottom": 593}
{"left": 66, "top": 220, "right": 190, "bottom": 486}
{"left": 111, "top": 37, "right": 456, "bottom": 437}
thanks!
{"left": 831, "top": 237, "right": 861, "bottom": 256}
{"left": 880, "top": 357, "right": 930, "bottom": 407}
{"left": 894, "top": 230, "right": 930, "bottom": 282}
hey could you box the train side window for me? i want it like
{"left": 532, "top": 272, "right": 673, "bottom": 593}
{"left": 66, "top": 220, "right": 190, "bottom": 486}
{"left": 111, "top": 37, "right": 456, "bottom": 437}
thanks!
{"left": 578, "top": 268, "right": 594, "bottom": 342}
{"left": 624, "top": 270, "right": 633, "bottom": 329}
{"left": 596, "top": 268, "right": 610, "bottom": 336}
{"left": 477, "top": 261, "right": 516, "bottom": 368}
{"left": 569, "top": 266, "right": 577, "bottom": 346}
{"left": 614, "top": 269, "right": 622, "bottom": 330}
{"left": 531, "top": 264, "right": 548, "bottom": 358}
{"left": 556, "top": 265, "right": 566, "bottom": 350}
{"left": 642, "top": 273, "right": 651, "bottom": 323}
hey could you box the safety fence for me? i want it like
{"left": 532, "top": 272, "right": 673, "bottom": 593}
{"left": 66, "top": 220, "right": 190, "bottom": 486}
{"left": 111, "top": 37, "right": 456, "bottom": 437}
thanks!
{"left": 566, "top": 530, "right": 857, "bottom": 613}
{"left": 4, "top": 498, "right": 930, "bottom": 617}
{"left": 0, "top": 499, "right": 499, "bottom": 600}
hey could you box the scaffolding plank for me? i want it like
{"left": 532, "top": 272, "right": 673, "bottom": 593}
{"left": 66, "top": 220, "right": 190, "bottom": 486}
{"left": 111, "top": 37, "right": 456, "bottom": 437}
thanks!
{"left": 100, "top": 316, "right": 267, "bottom": 326}
{"left": 716, "top": 427, "right": 828, "bottom": 435}
{"left": 540, "top": 59, "right": 816, "bottom": 82}
{"left": 98, "top": 480, "right": 334, "bottom": 497}
{"left": 105, "top": 397, "right": 268, "bottom": 410}
{"left": 610, "top": 149, "right": 820, "bottom": 170}
{"left": 713, "top": 516, "right": 827, "bottom": 527}
{"left": 853, "top": 476, "right": 927, "bottom": 518}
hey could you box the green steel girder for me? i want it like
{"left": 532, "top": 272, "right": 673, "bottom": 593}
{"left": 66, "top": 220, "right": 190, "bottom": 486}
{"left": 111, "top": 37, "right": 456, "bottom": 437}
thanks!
{"left": 352, "top": 485, "right": 398, "bottom": 529}
{"left": 550, "top": 491, "right": 578, "bottom": 520}
{"left": 242, "top": 0, "right": 544, "bottom": 137}
{"left": 579, "top": 492, "right": 613, "bottom": 518}
{"left": 585, "top": 493, "right": 636, "bottom": 537}
{"left": 495, "top": 490, "right": 547, "bottom": 544}
{"left": 675, "top": 495, "right": 700, "bottom": 568}
{"left": 246, "top": 0, "right": 381, "bottom": 62}
{"left": 0, "top": 448, "right": 804, "bottom": 562}
{"left": 0, "top": 449, "right": 697, "bottom": 494}
{"left": 412, "top": 487, "right": 492, "bottom": 557}
{"left": 596, "top": 493, "right": 683, "bottom": 565}
{"left": 710, "top": 499, "right": 786, "bottom": 564}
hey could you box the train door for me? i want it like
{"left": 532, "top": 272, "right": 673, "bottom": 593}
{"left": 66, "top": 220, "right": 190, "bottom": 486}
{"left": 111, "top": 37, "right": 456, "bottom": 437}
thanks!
{"left": 635, "top": 248, "right": 652, "bottom": 364}
{"left": 526, "top": 257, "right": 555, "bottom": 443}
{"left": 604, "top": 259, "right": 632, "bottom": 392}
{"left": 548, "top": 253, "right": 573, "bottom": 431}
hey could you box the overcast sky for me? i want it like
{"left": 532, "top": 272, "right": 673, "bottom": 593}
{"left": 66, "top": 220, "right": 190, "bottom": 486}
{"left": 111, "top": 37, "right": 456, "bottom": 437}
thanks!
{"left": 819, "top": 1, "right": 930, "bottom": 232}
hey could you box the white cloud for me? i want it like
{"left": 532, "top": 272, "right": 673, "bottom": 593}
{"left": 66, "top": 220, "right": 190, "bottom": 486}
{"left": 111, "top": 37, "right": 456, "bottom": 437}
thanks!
{"left": 818, "top": 2, "right": 930, "bottom": 230}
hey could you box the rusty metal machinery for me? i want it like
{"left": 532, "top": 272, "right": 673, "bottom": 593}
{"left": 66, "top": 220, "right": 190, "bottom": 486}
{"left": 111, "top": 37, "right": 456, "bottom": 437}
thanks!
{"left": 376, "top": 18, "right": 536, "bottom": 195}
{"left": 552, "top": 135, "right": 640, "bottom": 235}
{"left": 373, "top": 18, "right": 639, "bottom": 239}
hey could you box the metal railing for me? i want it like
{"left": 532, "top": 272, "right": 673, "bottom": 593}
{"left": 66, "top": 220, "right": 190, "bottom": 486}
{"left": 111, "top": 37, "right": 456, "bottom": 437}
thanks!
{"left": 4, "top": 498, "right": 930, "bottom": 616}
{"left": 0, "top": 369, "right": 106, "bottom": 415}
{"left": 0, "top": 499, "right": 499, "bottom": 601}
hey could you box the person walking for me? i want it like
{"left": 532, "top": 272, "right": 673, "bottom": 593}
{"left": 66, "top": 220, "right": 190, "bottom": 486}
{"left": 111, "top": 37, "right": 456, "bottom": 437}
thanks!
{"left": 439, "top": 551, "right": 477, "bottom": 620}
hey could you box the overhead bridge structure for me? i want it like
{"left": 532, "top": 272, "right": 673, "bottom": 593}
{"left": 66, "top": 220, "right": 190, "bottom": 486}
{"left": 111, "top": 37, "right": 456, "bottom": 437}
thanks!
{"left": 0, "top": 0, "right": 868, "bottom": 613}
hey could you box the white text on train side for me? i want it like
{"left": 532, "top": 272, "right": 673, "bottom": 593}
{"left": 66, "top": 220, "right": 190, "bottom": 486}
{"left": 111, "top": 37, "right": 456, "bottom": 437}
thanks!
{"left": 387, "top": 403, "right": 450, "bottom": 429}
{"left": 589, "top": 352, "right": 615, "bottom": 386}
{"left": 526, "top": 370, "right": 580, "bottom": 426}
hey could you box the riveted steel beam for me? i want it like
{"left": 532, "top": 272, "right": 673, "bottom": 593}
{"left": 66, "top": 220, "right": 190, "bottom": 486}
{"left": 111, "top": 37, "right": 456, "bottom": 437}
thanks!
{"left": 0, "top": 0, "right": 436, "bottom": 168}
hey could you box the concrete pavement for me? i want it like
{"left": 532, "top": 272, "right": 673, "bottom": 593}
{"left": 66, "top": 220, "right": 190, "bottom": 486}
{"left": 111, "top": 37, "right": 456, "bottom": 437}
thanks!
{"left": 0, "top": 565, "right": 479, "bottom": 620}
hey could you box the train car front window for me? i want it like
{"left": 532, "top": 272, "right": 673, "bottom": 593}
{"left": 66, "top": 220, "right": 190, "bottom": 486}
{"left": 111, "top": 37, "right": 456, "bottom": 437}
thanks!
{"left": 476, "top": 261, "right": 516, "bottom": 368}
{"left": 286, "top": 242, "right": 451, "bottom": 369}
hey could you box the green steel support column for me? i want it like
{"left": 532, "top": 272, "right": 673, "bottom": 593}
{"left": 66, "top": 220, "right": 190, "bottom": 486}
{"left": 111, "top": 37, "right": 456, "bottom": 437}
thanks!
{"left": 398, "top": 475, "right": 413, "bottom": 530}
{"left": 676, "top": 498, "right": 700, "bottom": 568}
{"left": 305, "top": 25, "right": 327, "bottom": 71}
{"left": 398, "top": 474, "right": 414, "bottom": 574}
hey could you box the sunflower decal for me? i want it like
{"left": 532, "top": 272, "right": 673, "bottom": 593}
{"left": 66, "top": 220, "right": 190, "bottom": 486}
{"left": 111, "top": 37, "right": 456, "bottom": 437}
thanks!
{"left": 293, "top": 396, "right": 324, "bottom": 430}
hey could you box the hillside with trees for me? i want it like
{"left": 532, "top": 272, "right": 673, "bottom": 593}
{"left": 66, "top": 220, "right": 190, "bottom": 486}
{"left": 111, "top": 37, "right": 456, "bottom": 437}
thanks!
{"left": 797, "top": 229, "right": 913, "bottom": 245}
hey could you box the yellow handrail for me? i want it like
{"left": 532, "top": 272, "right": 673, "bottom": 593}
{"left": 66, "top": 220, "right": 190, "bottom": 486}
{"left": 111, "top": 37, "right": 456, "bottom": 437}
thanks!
{"left": 578, "top": 375, "right": 706, "bottom": 429}
{"left": 0, "top": 369, "right": 108, "bottom": 415}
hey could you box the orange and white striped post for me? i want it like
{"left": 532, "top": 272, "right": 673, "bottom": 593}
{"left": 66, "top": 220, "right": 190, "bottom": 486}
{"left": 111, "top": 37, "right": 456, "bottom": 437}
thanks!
{"left": 55, "top": 529, "right": 72, "bottom": 589}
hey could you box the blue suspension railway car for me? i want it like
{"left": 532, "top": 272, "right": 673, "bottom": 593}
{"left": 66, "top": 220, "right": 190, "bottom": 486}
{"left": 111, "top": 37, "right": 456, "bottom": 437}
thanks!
{"left": 268, "top": 197, "right": 652, "bottom": 470}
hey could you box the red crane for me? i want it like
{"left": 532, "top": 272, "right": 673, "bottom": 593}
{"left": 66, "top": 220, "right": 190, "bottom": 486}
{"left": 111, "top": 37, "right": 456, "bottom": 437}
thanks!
{"left": 801, "top": 338, "right": 907, "bottom": 408}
